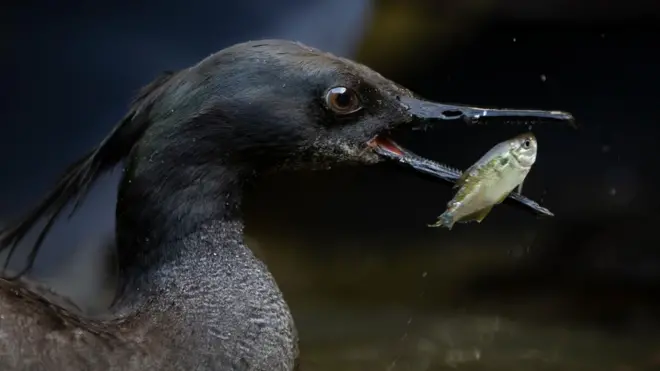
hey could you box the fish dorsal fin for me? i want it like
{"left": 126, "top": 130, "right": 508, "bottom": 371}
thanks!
{"left": 456, "top": 139, "right": 512, "bottom": 189}
{"left": 456, "top": 148, "right": 502, "bottom": 189}
{"left": 455, "top": 165, "right": 477, "bottom": 188}
{"left": 459, "top": 205, "right": 494, "bottom": 223}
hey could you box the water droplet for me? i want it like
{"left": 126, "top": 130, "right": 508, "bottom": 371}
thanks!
{"left": 422, "top": 271, "right": 428, "bottom": 278}
{"left": 609, "top": 188, "right": 617, "bottom": 196}
{"left": 512, "top": 37, "right": 517, "bottom": 42}
{"left": 540, "top": 74, "right": 547, "bottom": 82}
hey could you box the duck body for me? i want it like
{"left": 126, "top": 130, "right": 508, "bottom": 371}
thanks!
{"left": 0, "top": 222, "right": 297, "bottom": 371}
{"left": 0, "top": 39, "right": 573, "bottom": 370}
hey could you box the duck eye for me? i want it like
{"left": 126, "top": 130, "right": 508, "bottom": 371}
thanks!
{"left": 325, "top": 87, "right": 361, "bottom": 115}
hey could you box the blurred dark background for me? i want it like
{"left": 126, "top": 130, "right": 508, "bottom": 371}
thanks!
{"left": 2, "top": 1, "right": 660, "bottom": 370}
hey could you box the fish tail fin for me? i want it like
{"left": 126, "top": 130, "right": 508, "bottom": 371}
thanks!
{"left": 428, "top": 211, "right": 455, "bottom": 230}
{"left": 0, "top": 71, "right": 177, "bottom": 279}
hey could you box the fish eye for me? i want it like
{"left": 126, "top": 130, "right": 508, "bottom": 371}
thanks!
{"left": 522, "top": 139, "right": 531, "bottom": 149}
{"left": 325, "top": 87, "right": 362, "bottom": 115}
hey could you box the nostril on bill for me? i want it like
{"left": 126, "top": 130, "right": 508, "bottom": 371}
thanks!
{"left": 442, "top": 110, "right": 463, "bottom": 119}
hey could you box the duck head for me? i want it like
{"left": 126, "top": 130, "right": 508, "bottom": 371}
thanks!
{"left": 146, "top": 40, "right": 574, "bottom": 175}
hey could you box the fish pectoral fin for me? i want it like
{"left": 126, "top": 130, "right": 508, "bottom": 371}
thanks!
{"left": 516, "top": 182, "right": 524, "bottom": 194}
{"left": 460, "top": 206, "right": 494, "bottom": 223}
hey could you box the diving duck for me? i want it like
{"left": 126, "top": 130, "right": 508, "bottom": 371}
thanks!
{"left": 0, "top": 40, "right": 573, "bottom": 371}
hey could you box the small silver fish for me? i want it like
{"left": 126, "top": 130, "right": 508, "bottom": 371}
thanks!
{"left": 429, "top": 132, "right": 538, "bottom": 229}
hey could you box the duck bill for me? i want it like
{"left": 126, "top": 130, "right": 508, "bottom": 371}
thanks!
{"left": 398, "top": 96, "right": 576, "bottom": 127}
{"left": 365, "top": 96, "right": 572, "bottom": 217}
{"left": 367, "top": 136, "right": 461, "bottom": 180}
{"left": 368, "top": 96, "right": 575, "bottom": 165}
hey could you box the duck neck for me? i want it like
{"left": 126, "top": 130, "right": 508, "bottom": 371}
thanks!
{"left": 111, "top": 160, "right": 252, "bottom": 311}
{"left": 108, "top": 160, "right": 298, "bottom": 367}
